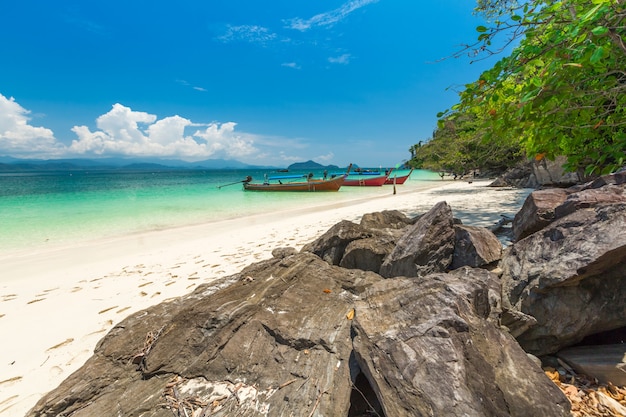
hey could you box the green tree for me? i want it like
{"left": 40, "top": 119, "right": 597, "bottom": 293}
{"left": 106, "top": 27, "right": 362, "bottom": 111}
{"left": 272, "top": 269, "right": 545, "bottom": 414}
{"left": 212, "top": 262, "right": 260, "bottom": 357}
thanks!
{"left": 409, "top": 110, "right": 524, "bottom": 176}
{"left": 444, "top": 0, "right": 626, "bottom": 176}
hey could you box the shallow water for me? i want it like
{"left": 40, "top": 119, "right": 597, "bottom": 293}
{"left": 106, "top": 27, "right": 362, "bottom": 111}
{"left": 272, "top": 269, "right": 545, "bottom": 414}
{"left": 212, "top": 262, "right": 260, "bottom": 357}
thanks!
{"left": 0, "top": 168, "right": 441, "bottom": 251}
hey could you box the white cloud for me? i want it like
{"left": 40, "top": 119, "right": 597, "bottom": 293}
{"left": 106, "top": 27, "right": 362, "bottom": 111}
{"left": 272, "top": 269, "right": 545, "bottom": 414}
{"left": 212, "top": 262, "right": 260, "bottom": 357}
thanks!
{"left": 69, "top": 103, "right": 258, "bottom": 161}
{"left": 315, "top": 152, "right": 335, "bottom": 163}
{"left": 176, "top": 79, "right": 207, "bottom": 92}
{"left": 217, "top": 25, "right": 278, "bottom": 45}
{"left": 0, "top": 94, "right": 61, "bottom": 156}
{"left": 281, "top": 62, "right": 301, "bottom": 69}
{"left": 0, "top": 95, "right": 317, "bottom": 166}
{"left": 328, "top": 53, "right": 351, "bottom": 65}
{"left": 284, "top": 0, "right": 379, "bottom": 31}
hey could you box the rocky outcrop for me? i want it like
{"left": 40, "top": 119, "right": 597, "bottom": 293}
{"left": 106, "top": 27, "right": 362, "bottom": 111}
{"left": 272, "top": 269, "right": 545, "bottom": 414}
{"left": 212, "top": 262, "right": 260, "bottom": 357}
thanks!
{"left": 352, "top": 267, "right": 569, "bottom": 416}
{"left": 28, "top": 253, "right": 381, "bottom": 417}
{"left": 28, "top": 254, "right": 570, "bottom": 417}
{"left": 502, "top": 203, "right": 626, "bottom": 355}
{"left": 531, "top": 156, "right": 581, "bottom": 187}
{"left": 304, "top": 202, "right": 503, "bottom": 276}
{"left": 501, "top": 182, "right": 626, "bottom": 356}
{"left": 489, "top": 157, "right": 582, "bottom": 189}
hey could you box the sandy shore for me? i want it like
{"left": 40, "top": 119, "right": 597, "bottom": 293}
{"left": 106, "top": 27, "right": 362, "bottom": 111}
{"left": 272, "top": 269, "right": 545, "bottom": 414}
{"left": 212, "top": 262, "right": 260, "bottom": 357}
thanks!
{"left": 0, "top": 180, "right": 531, "bottom": 416}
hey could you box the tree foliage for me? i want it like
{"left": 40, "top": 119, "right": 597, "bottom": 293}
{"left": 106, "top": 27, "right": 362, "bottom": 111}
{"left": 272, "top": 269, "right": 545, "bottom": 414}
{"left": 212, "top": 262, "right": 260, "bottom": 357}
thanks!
{"left": 409, "top": 110, "right": 524, "bottom": 176}
{"left": 412, "top": 0, "right": 626, "bottom": 177}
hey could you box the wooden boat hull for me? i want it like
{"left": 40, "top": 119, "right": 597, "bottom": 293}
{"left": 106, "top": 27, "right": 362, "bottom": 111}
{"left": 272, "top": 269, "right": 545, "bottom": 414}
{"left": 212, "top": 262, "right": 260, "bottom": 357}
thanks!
{"left": 243, "top": 175, "right": 345, "bottom": 191}
{"left": 343, "top": 175, "right": 389, "bottom": 186}
{"left": 384, "top": 169, "right": 414, "bottom": 185}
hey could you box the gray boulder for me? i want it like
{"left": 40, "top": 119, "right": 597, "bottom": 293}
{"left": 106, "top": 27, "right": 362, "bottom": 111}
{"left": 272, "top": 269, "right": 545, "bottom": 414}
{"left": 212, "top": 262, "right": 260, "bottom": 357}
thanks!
{"left": 452, "top": 224, "right": 502, "bottom": 269}
{"left": 512, "top": 188, "right": 569, "bottom": 241}
{"left": 352, "top": 267, "right": 570, "bottom": 417}
{"left": 501, "top": 203, "right": 626, "bottom": 355}
{"left": 300, "top": 220, "right": 372, "bottom": 265}
{"left": 302, "top": 214, "right": 406, "bottom": 273}
{"left": 28, "top": 252, "right": 381, "bottom": 417}
{"left": 339, "top": 236, "right": 397, "bottom": 273}
{"left": 531, "top": 155, "right": 581, "bottom": 187}
{"left": 359, "top": 209, "right": 417, "bottom": 230}
{"left": 554, "top": 185, "right": 626, "bottom": 218}
{"left": 379, "top": 201, "right": 455, "bottom": 278}
{"left": 28, "top": 251, "right": 573, "bottom": 417}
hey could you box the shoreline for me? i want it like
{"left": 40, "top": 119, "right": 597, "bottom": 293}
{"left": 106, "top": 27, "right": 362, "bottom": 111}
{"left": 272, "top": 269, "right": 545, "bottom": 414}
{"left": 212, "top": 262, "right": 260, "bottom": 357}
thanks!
{"left": 0, "top": 180, "right": 531, "bottom": 416}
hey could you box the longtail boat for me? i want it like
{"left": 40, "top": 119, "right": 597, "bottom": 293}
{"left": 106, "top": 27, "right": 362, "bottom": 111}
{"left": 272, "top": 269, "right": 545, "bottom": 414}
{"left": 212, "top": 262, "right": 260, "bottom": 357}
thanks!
{"left": 384, "top": 168, "right": 414, "bottom": 185}
{"left": 343, "top": 168, "right": 392, "bottom": 186}
{"left": 242, "top": 164, "right": 352, "bottom": 192}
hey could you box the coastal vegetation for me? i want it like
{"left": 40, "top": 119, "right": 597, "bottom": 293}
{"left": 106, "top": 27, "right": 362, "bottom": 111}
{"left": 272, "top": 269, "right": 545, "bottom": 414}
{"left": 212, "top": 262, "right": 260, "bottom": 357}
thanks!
{"left": 408, "top": 0, "right": 625, "bottom": 178}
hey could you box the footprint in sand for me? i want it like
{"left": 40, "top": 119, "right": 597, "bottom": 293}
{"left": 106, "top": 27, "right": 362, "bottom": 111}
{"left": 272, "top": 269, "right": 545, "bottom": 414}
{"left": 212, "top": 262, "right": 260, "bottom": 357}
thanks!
{"left": 49, "top": 366, "right": 63, "bottom": 377}
{"left": 46, "top": 338, "right": 74, "bottom": 351}
{"left": 65, "top": 349, "right": 91, "bottom": 366}
{"left": 98, "top": 306, "right": 118, "bottom": 314}
{"left": 87, "top": 328, "right": 108, "bottom": 336}
{"left": 0, "top": 376, "right": 22, "bottom": 387}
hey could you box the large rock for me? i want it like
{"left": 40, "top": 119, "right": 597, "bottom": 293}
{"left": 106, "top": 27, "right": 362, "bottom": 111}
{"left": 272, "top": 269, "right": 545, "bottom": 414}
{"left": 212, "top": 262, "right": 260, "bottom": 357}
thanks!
{"left": 29, "top": 250, "right": 573, "bottom": 416}
{"left": 554, "top": 185, "right": 626, "bottom": 218}
{"left": 339, "top": 236, "right": 396, "bottom": 273}
{"left": 359, "top": 209, "right": 417, "bottom": 230}
{"left": 501, "top": 203, "right": 626, "bottom": 355}
{"left": 452, "top": 225, "right": 502, "bottom": 269}
{"left": 302, "top": 213, "right": 407, "bottom": 273}
{"left": 379, "top": 201, "right": 455, "bottom": 278}
{"left": 531, "top": 156, "right": 581, "bottom": 187}
{"left": 557, "top": 344, "right": 626, "bottom": 386}
{"left": 512, "top": 188, "right": 569, "bottom": 241}
{"left": 28, "top": 253, "right": 381, "bottom": 417}
{"left": 352, "top": 267, "right": 570, "bottom": 417}
{"left": 512, "top": 172, "right": 626, "bottom": 242}
{"left": 300, "top": 220, "right": 372, "bottom": 265}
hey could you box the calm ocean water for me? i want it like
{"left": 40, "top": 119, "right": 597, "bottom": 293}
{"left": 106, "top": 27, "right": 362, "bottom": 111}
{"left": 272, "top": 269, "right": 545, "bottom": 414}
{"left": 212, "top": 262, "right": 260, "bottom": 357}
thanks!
{"left": 0, "top": 168, "right": 441, "bottom": 252}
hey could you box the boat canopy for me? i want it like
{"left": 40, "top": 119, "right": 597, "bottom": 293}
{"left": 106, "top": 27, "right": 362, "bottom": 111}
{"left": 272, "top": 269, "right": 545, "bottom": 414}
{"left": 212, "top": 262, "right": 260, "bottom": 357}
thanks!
{"left": 267, "top": 174, "right": 309, "bottom": 180}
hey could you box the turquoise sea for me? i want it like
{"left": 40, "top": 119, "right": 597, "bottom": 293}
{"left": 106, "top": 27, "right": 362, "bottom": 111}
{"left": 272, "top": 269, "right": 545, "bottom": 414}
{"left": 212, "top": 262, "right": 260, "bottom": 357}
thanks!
{"left": 0, "top": 168, "right": 442, "bottom": 253}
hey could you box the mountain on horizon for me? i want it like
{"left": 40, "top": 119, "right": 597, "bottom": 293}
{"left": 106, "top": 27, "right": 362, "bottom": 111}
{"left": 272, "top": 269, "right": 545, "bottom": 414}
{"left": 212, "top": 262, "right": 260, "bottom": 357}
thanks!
{"left": 0, "top": 156, "right": 275, "bottom": 172}
{"left": 286, "top": 160, "right": 341, "bottom": 170}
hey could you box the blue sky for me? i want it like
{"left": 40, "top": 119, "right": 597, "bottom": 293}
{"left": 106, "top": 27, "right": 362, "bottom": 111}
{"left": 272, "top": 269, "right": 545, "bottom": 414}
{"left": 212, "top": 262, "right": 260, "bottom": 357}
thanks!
{"left": 0, "top": 0, "right": 499, "bottom": 167}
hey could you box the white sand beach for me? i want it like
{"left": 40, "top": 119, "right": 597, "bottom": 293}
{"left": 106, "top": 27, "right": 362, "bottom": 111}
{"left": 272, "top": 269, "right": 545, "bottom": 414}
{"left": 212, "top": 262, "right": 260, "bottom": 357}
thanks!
{"left": 0, "top": 180, "right": 531, "bottom": 416}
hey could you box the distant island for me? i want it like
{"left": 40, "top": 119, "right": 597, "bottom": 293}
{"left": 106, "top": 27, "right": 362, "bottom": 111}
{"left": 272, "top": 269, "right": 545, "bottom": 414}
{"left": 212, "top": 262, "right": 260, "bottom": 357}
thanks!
{"left": 0, "top": 156, "right": 274, "bottom": 172}
{"left": 0, "top": 156, "right": 353, "bottom": 173}
{"left": 286, "top": 160, "right": 340, "bottom": 171}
